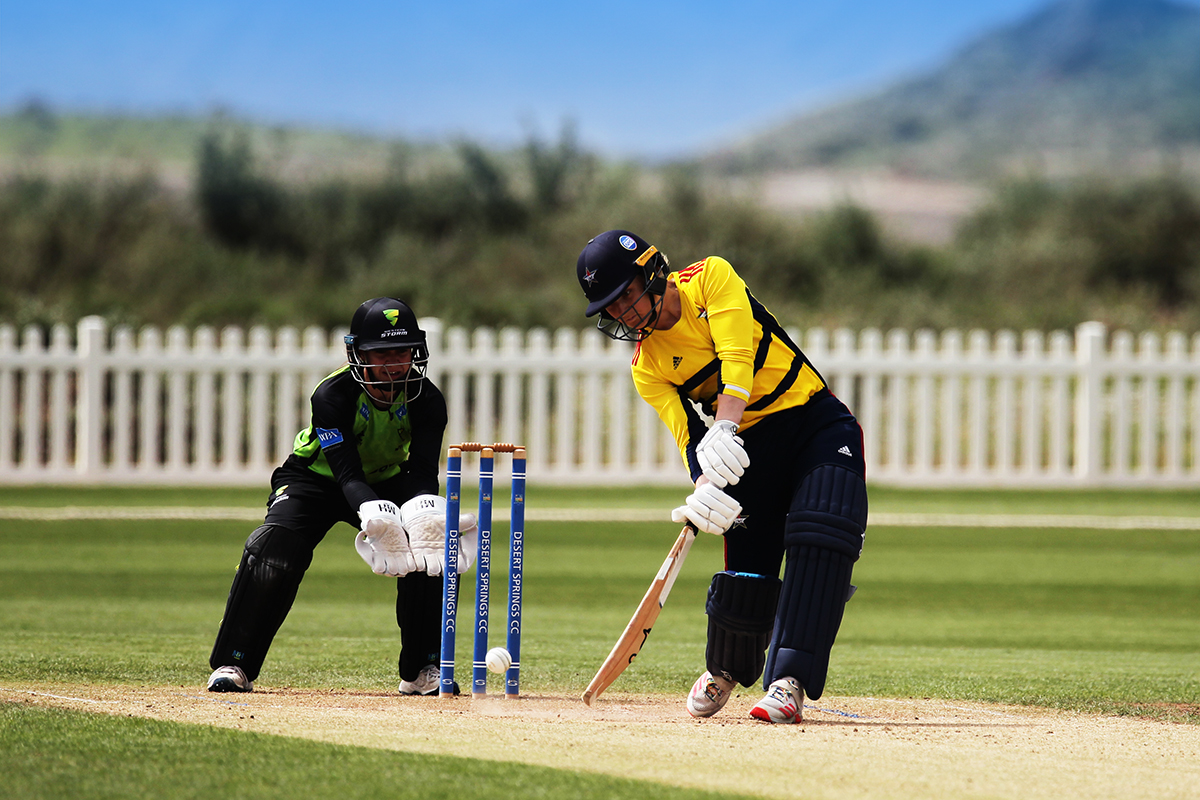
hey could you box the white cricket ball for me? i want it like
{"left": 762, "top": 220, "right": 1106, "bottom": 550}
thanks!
{"left": 485, "top": 647, "right": 512, "bottom": 674}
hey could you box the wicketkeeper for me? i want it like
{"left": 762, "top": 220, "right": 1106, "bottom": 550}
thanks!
{"left": 576, "top": 230, "right": 868, "bottom": 723}
{"left": 207, "top": 297, "right": 477, "bottom": 695}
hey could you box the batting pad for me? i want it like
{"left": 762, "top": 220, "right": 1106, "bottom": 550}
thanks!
{"left": 210, "top": 524, "right": 313, "bottom": 681}
{"left": 704, "top": 571, "right": 781, "bottom": 688}
{"left": 763, "top": 545, "right": 855, "bottom": 700}
{"left": 762, "top": 464, "right": 867, "bottom": 698}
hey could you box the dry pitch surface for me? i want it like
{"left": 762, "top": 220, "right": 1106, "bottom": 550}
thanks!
{"left": 5, "top": 683, "right": 1199, "bottom": 799}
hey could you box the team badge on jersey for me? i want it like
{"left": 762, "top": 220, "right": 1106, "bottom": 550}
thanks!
{"left": 672, "top": 356, "right": 683, "bottom": 369}
{"left": 316, "top": 428, "right": 344, "bottom": 448}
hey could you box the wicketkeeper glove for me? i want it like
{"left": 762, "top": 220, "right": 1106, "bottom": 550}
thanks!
{"left": 696, "top": 420, "right": 750, "bottom": 488}
{"left": 399, "top": 494, "right": 479, "bottom": 576}
{"left": 354, "top": 499, "right": 417, "bottom": 577}
{"left": 671, "top": 482, "right": 743, "bottom": 536}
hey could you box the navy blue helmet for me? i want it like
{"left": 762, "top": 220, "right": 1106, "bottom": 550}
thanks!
{"left": 576, "top": 230, "right": 669, "bottom": 341}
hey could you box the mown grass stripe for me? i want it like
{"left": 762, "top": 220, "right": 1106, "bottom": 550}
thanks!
{"left": 2, "top": 703, "right": 750, "bottom": 800}
{"left": 3, "top": 505, "right": 1200, "bottom": 529}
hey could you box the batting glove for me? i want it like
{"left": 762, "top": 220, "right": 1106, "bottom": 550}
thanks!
{"left": 399, "top": 494, "right": 479, "bottom": 576}
{"left": 696, "top": 420, "right": 750, "bottom": 488}
{"left": 355, "top": 500, "right": 417, "bottom": 577}
{"left": 672, "top": 482, "right": 742, "bottom": 536}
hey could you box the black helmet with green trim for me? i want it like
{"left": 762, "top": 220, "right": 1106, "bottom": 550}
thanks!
{"left": 344, "top": 298, "right": 429, "bottom": 403}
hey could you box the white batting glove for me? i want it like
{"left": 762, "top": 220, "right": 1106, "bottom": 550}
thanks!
{"left": 696, "top": 420, "right": 750, "bottom": 488}
{"left": 355, "top": 500, "right": 417, "bottom": 577}
{"left": 399, "top": 494, "right": 479, "bottom": 576}
{"left": 671, "top": 482, "right": 742, "bottom": 535}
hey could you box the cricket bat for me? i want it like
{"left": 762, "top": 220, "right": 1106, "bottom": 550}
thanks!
{"left": 581, "top": 524, "right": 698, "bottom": 706}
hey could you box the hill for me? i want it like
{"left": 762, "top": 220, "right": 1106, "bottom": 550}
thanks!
{"left": 705, "top": 0, "right": 1200, "bottom": 180}
{"left": 0, "top": 105, "right": 452, "bottom": 184}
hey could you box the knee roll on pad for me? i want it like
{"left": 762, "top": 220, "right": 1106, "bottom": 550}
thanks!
{"left": 209, "top": 525, "right": 312, "bottom": 680}
{"left": 785, "top": 464, "right": 867, "bottom": 560}
{"left": 705, "top": 572, "right": 781, "bottom": 688}
{"left": 763, "top": 545, "right": 855, "bottom": 699}
{"left": 245, "top": 523, "right": 316, "bottom": 573}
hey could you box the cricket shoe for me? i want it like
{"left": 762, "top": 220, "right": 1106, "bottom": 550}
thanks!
{"left": 686, "top": 671, "right": 735, "bottom": 718}
{"left": 207, "top": 666, "right": 253, "bottom": 693}
{"left": 399, "top": 664, "right": 459, "bottom": 696}
{"left": 750, "top": 677, "right": 803, "bottom": 723}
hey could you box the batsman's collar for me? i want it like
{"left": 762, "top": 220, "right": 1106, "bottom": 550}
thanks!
{"left": 577, "top": 229, "right": 657, "bottom": 317}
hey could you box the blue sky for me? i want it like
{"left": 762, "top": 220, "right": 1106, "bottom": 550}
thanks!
{"left": 1, "top": 0, "right": 1194, "bottom": 158}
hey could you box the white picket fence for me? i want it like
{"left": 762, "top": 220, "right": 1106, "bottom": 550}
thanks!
{"left": 1, "top": 317, "right": 1198, "bottom": 487}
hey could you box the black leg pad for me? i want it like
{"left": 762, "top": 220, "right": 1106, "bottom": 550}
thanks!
{"left": 763, "top": 545, "right": 854, "bottom": 699}
{"left": 209, "top": 525, "right": 314, "bottom": 681}
{"left": 396, "top": 571, "right": 444, "bottom": 681}
{"left": 785, "top": 464, "right": 868, "bottom": 561}
{"left": 705, "top": 571, "right": 781, "bottom": 688}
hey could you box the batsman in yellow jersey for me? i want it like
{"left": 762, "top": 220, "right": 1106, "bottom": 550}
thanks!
{"left": 576, "top": 230, "right": 868, "bottom": 723}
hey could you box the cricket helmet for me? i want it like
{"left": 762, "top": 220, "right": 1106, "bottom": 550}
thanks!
{"left": 576, "top": 229, "right": 669, "bottom": 341}
{"left": 344, "top": 297, "right": 429, "bottom": 403}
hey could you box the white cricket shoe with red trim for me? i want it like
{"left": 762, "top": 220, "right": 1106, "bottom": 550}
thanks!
{"left": 686, "top": 671, "right": 735, "bottom": 718}
{"left": 750, "top": 677, "right": 803, "bottom": 723}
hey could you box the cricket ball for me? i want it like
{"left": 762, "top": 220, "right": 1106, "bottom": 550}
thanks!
{"left": 485, "top": 647, "right": 512, "bottom": 674}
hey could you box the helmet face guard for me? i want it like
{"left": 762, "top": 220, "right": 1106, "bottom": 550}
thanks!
{"left": 345, "top": 298, "right": 429, "bottom": 405}
{"left": 577, "top": 230, "right": 669, "bottom": 342}
{"left": 595, "top": 254, "right": 669, "bottom": 341}
{"left": 345, "top": 339, "right": 429, "bottom": 405}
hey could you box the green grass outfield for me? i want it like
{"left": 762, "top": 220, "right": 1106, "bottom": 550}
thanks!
{"left": 2, "top": 486, "right": 1198, "bottom": 798}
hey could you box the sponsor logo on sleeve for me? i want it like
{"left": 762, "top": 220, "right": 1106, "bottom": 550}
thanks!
{"left": 316, "top": 427, "right": 344, "bottom": 448}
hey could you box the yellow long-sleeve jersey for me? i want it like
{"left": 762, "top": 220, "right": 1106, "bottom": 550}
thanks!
{"left": 631, "top": 256, "right": 827, "bottom": 477}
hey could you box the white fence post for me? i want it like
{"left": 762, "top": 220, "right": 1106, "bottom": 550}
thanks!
{"left": 49, "top": 325, "right": 71, "bottom": 472}
{"left": 76, "top": 316, "right": 107, "bottom": 475}
{"left": 19, "top": 325, "right": 40, "bottom": 475}
{"left": 1074, "top": 322, "right": 1106, "bottom": 482}
{"left": 0, "top": 325, "right": 14, "bottom": 470}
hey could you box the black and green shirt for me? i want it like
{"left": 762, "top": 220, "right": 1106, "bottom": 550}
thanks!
{"left": 289, "top": 366, "right": 446, "bottom": 509}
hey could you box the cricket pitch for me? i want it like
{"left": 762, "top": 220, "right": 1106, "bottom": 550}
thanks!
{"left": 5, "top": 682, "right": 1198, "bottom": 799}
